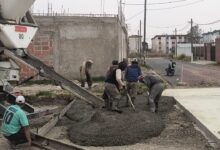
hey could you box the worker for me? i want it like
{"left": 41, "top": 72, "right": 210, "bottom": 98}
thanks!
{"left": 139, "top": 74, "right": 165, "bottom": 113}
{"left": 125, "top": 59, "right": 142, "bottom": 104}
{"left": 80, "top": 60, "right": 93, "bottom": 89}
{"left": 104, "top": 61, "right": 127, "bottom": 113}
{"left": 11, "top": 88, "right": 22, "bottom": 97}
{"left": 1, "top": 95, "right": 32, "bottom": 149}
{"left": 105, "top": 60, "right": 119, "bottom": 78}
{"left": 102, "top": 60, "right": 119, "bottom": 102}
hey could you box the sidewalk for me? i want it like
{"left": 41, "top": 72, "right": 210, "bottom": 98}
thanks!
{"left": 191, "top": 60, "right": 217, "bottom": 65}
{"left": 163, "top": 88, "right": 220, "bottom": 146}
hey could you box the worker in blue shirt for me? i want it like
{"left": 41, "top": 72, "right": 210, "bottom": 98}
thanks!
{"left": 125, "top": 60, "right": 142, "bottom": 104}
{"left": 1, "top": 95, "right": 32, "bottom": 149}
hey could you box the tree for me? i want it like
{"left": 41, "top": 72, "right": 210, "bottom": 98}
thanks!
{"left": 187, "top": 25, "right": 202, "bottom": 43}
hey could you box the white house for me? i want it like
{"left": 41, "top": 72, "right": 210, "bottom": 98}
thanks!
{"left": 152, "top": 35, "right": 186, "bottom": 54}
{"left": 177, "top": 43, "right": 204, "bottom": 57}
{"left": 128, "top": 35, "right": 142, "bottom": 54}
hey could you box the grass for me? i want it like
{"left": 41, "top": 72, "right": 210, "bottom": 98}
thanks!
{"left": 175, "top": 54, "right": 191, "bottom": 62}
{"left": 21, "top": 79, "right": 57, "bottom": 86}
{"left": 35, "top": 91, "right": 55, "bottom": 98}
{"left": 92, "top": 76, "right": 106, "bottom": 82}
{"left": 141, "top": 64, "right": 152, "bottom": 69}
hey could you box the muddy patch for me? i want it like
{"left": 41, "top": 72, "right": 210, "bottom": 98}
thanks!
{"left": 25, "top": 94, "right": 73, "bottom": 107}
{"left": 65, "top": 96, "right": 176, "bottom": 146}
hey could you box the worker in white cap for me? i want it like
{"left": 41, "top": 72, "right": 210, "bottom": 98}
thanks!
{"left": 11, "top": 88, "right": 22, "bottom": 97}
{"left": 80, "top": 59, "right": 94, "bottom": 89}
{"left": 1, "top": 95, "right": 32, "bottom": 149}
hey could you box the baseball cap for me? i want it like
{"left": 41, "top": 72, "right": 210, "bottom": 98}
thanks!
{"left": 16, "top": 95, "right": 25, "bottom": 104}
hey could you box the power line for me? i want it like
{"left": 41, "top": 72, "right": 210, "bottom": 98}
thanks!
{"left": 195, "top": 19, "right": 220, "bottom": 25}
{"left": 177, "top": 24, "right": 190, "bottom": 31}
{"left": 148, "top": 0, "right": 204, "bottom": 10}
{"left": 126, "top": 0, "right": 204, "bottom": 21}
{"left": 124, "top": 0, "right": 188, "bottom": 6}
{"left": 148, "top": 23, "right": 186, "bottom": 29}
{"left": 126, "top": 10, "right": 144, "bottom": 20}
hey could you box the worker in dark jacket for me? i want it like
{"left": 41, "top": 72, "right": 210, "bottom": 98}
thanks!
{"left": 139, "top": 74, "right": 165, "bottom": 113}
{"left": 125, "top": 60, "right": 142, "bottom": 104}
{"left": 104, "top": 61, "right": 127, "bottom": 113}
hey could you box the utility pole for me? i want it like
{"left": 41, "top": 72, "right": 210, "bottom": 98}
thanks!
{"left": 175, "top": 28, "right": 177, "bottom": 57}
{"left": 190, "top": 18, "right": 193, "bottom": 62}
{"left": 139, "top": 20, "right": 142, "bottom": 54}
{"left": 138, "top": 30, "right": 140, "bottom": 53}
{"left": 143, "top": 0, "right": 147, "bottom": 63}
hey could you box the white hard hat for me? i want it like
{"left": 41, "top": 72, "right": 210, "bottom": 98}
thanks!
{"left": 16, "top": 96, "right": 25, "bottom": 104}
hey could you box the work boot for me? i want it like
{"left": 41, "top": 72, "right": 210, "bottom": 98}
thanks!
{"left": 111, "top": 102, "right": 123, "bottom": 113}
{"left": 149, "top": 102, "right": 156, "bottom": 113}
{"left": 7, "top": 140, "right": 19, "bottom": 150}
{"left": 155, "top": 102, "right": 159, "bottom": 113}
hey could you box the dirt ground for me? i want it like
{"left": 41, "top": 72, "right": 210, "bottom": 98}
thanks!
{"left": 0, "top": 84, "right": 217, "bottom": 150}
{"left": 181, "top": 64, "right": 220, "bottom": 87}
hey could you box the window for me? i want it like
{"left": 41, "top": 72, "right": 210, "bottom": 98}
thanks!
{"left": 172, "top": 42, "right": 175, "bottom": 44}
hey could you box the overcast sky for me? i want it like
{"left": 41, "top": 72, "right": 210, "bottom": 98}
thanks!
{"left": 33, "top": 0, "right": 220, "bottom": 43}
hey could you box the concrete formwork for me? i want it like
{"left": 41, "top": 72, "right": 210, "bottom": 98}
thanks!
{"left": 25, "top": 15, "right": 128, "bottom": 80}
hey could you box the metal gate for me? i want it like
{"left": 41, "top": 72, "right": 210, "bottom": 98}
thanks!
{"left": 211, "top": 45, "right": 216, "bottom": 61}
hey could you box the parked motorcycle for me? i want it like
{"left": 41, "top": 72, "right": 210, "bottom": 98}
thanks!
{"left": 165, "top": 60, "right": 176, "bottom": 76}
{"left": 165, "top": 67, "right": 175, "bottom": 76}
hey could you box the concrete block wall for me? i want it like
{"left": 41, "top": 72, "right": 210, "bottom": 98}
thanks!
{"left": 18, "top": 16, "right": 128, "bottom": 80}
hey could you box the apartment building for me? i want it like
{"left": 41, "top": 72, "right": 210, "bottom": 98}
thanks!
{"left": 152, "top": 35, "right": 186, "bottom": 54}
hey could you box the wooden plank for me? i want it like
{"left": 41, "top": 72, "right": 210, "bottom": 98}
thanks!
{"left": 38, "top": 99, "right": 76, "bottom": 136}
{"left": 32, "top": 134, "right": 85, "bottom": 150}
{"left": 127, "top": 93, "right": 136, "bottom": 111}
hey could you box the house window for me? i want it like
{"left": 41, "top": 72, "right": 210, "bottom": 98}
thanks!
{"left": 172, "top": 42, "right": 175, "bottom": 44}
{"left": 158, "top": 37, "right": 161, "bottom": 40}
{"left": 159, "top": 42, "right": 161, "bottom": 45}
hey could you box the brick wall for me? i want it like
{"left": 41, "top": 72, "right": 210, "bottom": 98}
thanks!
{"left": 18, "top": 33, "right": 54, "bottom": 80}
{"left": 216, "top": 38, "right": 220, "bottom": 63}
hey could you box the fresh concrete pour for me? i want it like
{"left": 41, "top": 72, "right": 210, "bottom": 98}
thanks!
{"left": 65, "top": 96, "right": 175, "bottom": 146}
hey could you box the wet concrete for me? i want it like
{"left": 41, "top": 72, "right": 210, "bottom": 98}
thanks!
{"left": 66, "top": 96, "right": 176, "bottom": 146}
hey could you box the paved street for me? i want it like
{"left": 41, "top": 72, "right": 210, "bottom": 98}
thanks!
{"left": 145, "top": 58, "right": 220, "bottom": 87}
{"left": 145, "top": 58, "right": 182, "bottom": 86}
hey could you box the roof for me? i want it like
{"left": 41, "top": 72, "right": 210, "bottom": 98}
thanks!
{"left": 151, "top": 34, "right": 187, "bottom": 40}
{"left": 129, "top": 35, "right": 142, "bottom": 38}
{"left": 202, "top": 30, "right": 220, "bottom": 36}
